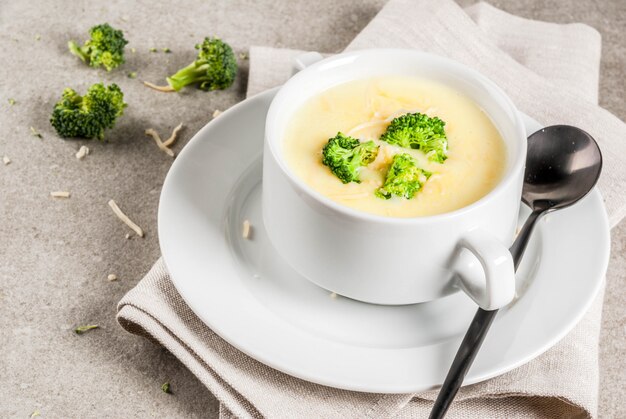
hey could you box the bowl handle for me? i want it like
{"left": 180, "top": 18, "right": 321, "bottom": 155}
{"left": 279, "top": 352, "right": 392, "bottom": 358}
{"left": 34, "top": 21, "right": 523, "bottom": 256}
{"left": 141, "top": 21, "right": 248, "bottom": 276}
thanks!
{"left": 291, "top": 52, "right": 324, "bottom": 75}
{"left": 450, "top": 230, "right": 515, "bottom": 310}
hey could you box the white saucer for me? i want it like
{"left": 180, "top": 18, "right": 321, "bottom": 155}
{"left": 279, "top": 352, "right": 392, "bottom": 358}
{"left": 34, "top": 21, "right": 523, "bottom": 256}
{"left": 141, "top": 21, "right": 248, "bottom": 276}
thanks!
{"left": 158, "top": 88, "right": 610, "bottom": 393}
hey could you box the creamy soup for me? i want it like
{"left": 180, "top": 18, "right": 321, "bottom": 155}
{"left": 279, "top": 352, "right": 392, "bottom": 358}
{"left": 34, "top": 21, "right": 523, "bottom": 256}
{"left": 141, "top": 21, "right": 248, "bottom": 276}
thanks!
{"left": 283, "top": 77, "right": 507, "bottom": 217}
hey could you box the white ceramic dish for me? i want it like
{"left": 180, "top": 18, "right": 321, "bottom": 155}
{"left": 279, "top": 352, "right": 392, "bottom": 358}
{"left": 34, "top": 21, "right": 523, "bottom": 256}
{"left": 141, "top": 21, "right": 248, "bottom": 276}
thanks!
{"left": 264, "top": 50, "right": 524, "bottom": 308}
{"left": 158, "top": 88, "right": 610, "bottom": 393}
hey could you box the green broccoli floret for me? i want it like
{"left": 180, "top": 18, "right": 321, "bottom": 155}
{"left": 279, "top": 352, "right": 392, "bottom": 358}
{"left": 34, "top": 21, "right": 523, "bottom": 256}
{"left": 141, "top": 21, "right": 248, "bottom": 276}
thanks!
{"left": 380, "top": 112, "right": 448, "bottom": 163}
{"left": 50, "top": 83, "right": 127, "bottom": 140}
{"left": 322, "top": 132, "right": 379, "bottom": 184}
{"left": 375, "top": 153, "right": 431, "bottom": 199}
{"left": 68, "top": 23, "right": 128, "bottom": 71}
{"left": 166, "top": 37, "right": 237, "bottom": 92}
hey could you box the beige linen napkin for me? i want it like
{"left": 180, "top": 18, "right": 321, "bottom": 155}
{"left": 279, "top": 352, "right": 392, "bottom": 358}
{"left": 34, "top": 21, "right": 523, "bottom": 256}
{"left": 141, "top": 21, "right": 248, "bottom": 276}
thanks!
{"left": 118, "top": 1, "right": 625, "bottom": 417}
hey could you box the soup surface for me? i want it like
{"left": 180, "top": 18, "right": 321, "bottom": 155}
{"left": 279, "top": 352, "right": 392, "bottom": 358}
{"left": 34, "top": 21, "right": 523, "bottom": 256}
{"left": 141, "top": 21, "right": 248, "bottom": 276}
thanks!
{"left": 283, "top": 77, "right": 507, "bottom": 217}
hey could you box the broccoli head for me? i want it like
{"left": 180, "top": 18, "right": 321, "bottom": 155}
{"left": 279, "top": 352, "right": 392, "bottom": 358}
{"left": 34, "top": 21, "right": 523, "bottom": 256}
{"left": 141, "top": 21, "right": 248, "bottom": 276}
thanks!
{"left": 375, "top": 153, "right": 431, "bottom": 199}
{"left": 166, "top": 37, "right": 237, "bottom": 92}
{"left": 68, "top": 23, "right": 128, "bottom": 71}
{"left": 322, "top": 132, "right": 380, "bottom": 184}
{"left": 380, "top": 112, "right": 448, "bottom": 163}
{"left": 50, "top": 83, "right": 127, "bottom": 140}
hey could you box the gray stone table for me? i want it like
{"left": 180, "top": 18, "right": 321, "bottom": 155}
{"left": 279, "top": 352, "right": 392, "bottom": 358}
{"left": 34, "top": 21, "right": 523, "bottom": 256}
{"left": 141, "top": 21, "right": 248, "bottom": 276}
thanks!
{"left": 1, "top": 0, "right": 624, "bottom": 417}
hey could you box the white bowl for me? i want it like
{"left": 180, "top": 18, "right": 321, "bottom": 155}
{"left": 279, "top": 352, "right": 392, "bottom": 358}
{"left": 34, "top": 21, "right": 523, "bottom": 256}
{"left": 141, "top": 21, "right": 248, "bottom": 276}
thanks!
{"left": 262, "top": 49, "right": 526, "bottom": 308}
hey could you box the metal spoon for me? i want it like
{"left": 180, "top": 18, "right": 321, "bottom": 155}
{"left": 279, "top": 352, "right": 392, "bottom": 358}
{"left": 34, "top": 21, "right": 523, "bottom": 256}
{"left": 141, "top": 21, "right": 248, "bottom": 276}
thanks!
{"left": 429, "top": 125, "right": 603, "bottom": 419}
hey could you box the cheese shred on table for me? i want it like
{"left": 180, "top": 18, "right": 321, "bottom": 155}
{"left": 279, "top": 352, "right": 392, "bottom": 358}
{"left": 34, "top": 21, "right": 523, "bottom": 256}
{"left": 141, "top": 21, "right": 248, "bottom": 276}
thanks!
{"left": 145, "top": 123, "right": 183, "bottom": 157}
{"left": 108, "top": 199, "right": 144, "bottom": 237}
{"left": 163, "top": 123, "right": 183, "bottom": 147}
{"left": 50, "top": 191, "right": 70, "bottom": 198}
{"left": 145, "top": 128, "right": 174, "bottom": 157}
{"left": 75, "top": 145, "right": 90, "bottom": 160}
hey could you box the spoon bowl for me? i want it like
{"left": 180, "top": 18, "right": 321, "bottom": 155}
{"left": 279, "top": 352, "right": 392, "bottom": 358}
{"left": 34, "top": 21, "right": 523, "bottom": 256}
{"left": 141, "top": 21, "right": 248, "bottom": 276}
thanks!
{"left": 523, "top": 125, "right": 602, "bottom": 211}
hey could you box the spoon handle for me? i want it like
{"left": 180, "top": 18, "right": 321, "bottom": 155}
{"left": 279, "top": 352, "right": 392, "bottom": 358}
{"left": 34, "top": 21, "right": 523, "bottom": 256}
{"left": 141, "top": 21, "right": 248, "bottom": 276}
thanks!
{"left": 510, "top": 210, "right": 543, "bottom": 270}
{"left": 429, "top": 209, "right": 543, "bottom": 419}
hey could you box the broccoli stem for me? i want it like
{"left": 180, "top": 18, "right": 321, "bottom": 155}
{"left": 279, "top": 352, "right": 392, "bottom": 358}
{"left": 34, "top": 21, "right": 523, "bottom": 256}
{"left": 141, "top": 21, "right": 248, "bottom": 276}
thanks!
{"left": 68, "top": 41, "right": 88, "bottom": 62}
{"left": 166, "top": 62, "right": 211, "bottom": 91}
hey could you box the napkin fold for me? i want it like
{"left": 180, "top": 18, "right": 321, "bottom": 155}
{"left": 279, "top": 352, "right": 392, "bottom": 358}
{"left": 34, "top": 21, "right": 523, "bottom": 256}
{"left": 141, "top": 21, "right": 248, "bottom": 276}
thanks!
{"left": 118, "top": 1, "right": 625, "bottom": 417}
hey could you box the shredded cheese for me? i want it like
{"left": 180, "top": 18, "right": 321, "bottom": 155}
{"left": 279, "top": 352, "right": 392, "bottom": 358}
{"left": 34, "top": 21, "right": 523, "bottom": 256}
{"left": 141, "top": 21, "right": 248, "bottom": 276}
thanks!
{"left": 212, "top": 109, "right": 222, "bottom": 118}
{"left": 424, "top": 107, "right": 437, "bottom": 116}
{"left": 50, "top": 191, "right": 70, "bottom": 198}
{"left": 145, "top": 128, "right": 174, "bottom": 157}
{"left": 384, "top": 108, "right": 421, "bottom": 122}
{"left": 108, "top": 199, "right": 144, "bottom": 237}
{"left": 143, "top": 81, "right": 175, "bottom": 92}
{"left": 145, "top": 124, "right": 183, "bottom": 157}
{"left": 107, "top": 274, "right": 118, "bottom": 281}
{"left": 162, "top": 123, "right": 183, "bottom": 147}
{"left": 75, "top": 145, "right": 89, "bottom": 160}
{"left": 242, "top": 219, "right": 251, "bottom": 239}
{"left": 346, "top": 120, "right": 387, "bottom": 137}
{"left": 125, "top": 233, "right": 131, "bottom": 239}
{"left": 3, "top": 156, "right": 10, "bottom": 165}
{"left": 346, "top": 108, "right": 422, "bottom": 137}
